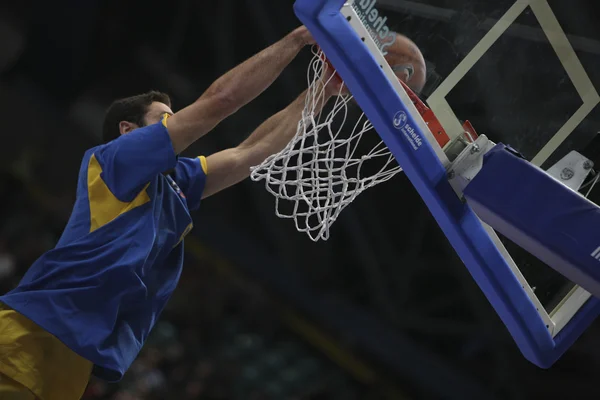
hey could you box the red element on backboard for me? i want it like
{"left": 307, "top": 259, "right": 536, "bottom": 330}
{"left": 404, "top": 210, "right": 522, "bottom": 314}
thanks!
{"left": 322, "top": 49, "right": 478, "bottom": 149}
{"left": 462, "top": 120, "right": 479, "bottom": 143}
{"left": 319, "top": 50, "right": 343, "bottom": 85}
{"left": 399, "top": 80, "right": 478, "bottom": 148}
{"left": 399, "top": 80, "right": 451, "bottom": 148}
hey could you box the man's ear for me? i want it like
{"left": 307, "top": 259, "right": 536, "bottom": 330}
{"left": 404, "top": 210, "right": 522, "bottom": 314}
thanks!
{"left": 119, "top": 121, "right": 139, "bottom": 135}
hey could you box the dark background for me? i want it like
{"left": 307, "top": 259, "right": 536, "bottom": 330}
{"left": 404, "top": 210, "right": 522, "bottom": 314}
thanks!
{"left": 2, "top": 0, "right": 600, "bottom": 399}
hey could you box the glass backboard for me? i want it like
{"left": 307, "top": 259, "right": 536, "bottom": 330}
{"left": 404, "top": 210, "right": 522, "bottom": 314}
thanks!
{"left": 291, "top": 0, "right": 600, "bottom": 368}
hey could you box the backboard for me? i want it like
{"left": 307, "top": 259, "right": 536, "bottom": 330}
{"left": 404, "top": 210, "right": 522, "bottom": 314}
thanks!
{"left": 288, "top": 0, "right": 600, "bottom": 368}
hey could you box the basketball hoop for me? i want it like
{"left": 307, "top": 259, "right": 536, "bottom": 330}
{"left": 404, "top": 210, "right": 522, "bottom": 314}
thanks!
{"left": 250, "top": 47, "right": 401, "bottom": 241}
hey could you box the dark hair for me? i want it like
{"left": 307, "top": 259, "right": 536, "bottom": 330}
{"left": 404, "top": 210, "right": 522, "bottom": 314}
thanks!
{"left": 102, "top": 91, "right": 171, "bottom": 143}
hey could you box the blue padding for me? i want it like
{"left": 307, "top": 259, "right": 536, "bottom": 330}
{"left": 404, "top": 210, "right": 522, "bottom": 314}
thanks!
{"left": 294, "top": 0, "right": 600, "bottom": 368}
{"left": 465, "top": 144, "right": 600, "bottom": 298}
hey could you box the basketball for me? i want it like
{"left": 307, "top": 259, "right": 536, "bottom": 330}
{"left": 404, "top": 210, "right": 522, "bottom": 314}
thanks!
{"left": 385, "top": 34, "right": 427, "bottom": 93}
{"left": 324, "top": 33, "right": 426, "bottom": 95}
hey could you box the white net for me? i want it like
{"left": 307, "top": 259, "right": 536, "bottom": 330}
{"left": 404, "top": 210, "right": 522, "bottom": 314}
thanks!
{"left": 250, "top": 48, "right": 402, "bottom": 241}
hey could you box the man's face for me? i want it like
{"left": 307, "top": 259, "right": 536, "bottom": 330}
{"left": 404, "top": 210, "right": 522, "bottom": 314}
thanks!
{"left": 143, "top": 101, "right": 174, "bottom": 126}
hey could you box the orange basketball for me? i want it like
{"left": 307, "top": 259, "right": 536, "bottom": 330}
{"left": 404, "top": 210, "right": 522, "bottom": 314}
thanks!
{"left": 384, "top": 34, "right": 427, "bottom": 93}
{"left": 323, "top": 33, "right": 426, "bottom": 96}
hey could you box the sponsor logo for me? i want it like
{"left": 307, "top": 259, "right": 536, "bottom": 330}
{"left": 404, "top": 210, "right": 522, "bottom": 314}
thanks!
{"left": 393, "top": 111, "right": 407, "bottom": 129}
{"left": 352, "top": 0, "right": 397, "bottom": 55}
{"left": 393, "top": 111, "right": 422, "bottom": 150}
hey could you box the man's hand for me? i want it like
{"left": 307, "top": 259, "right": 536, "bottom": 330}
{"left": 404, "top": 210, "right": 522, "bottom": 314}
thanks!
{"left": 292, "top": 25, "right": 316, "bottom": 46}
{"left": 165, "top": 26, "right": 313, "bottom": 155}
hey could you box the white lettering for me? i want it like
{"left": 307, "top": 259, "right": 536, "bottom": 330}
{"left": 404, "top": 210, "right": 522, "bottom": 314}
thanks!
{"left": 403, "top": 131, "right": 418, "bottom": 150}
{"left": 365, "top": 0, "right": 376, "bottom": 15}
{"left": 369, "top": 9, "right": 378, "bottom": 23}
{"left": 352, "top": 0, "right": 396, "bottom": 56}
{"left": 399, "top": 124, "right": 422, "bottom": 150}
{"left": 380, "top": 34, "right": 396, "bottom": 55}
{"left": 379, "top": 26, "right": 389, "bottom": 40}
{"left": 374, "top": 15, "right": 387, "bottom": 33}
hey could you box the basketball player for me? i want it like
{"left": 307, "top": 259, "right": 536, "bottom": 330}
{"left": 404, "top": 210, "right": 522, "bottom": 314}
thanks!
{"left": 0, "top": 26, "right": 426, "bottom": 399}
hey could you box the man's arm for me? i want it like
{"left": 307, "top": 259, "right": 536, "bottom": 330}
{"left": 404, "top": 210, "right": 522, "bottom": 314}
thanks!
{"left": 201, "top": 82, "right": 334, "bottom": 199}
{"left": 166, "top": 26, "right": 314, "bottom": 155}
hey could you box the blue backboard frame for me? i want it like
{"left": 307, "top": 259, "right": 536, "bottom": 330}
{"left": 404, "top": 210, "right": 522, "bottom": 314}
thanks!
{"left": 293, "top": 0, "right": 600, "bottom": 367}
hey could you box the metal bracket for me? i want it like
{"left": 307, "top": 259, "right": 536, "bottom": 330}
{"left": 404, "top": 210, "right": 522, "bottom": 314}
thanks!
{"left": 447, "top": 134, "right": 496, "bottom": 196}
{"left": 546, "top": 151, "right": 593, "bottom": 192}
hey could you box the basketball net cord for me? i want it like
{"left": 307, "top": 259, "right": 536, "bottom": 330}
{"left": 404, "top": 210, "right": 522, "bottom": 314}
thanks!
{"left": 250, "top": 48, "right": 402, "bottom": 241}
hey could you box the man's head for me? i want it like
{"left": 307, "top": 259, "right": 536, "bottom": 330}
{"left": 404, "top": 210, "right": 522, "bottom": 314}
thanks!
{"left": 324, "top": 33, "right": 426, "bottom": 96}
{"left": 102, "top": 91, "right": 174, "bottom": 143}
{"left": 385, "top": 33, "right": 427, "bottom": 94}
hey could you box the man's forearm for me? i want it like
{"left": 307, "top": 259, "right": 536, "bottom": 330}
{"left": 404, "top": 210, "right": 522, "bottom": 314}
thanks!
{"left": 240, "top": 88, "right": 332, "bottom": 167}
{"left": 201, "top": 88, "right": 333, "bottom": 199}
{"left": 164, "top": 26, "right": 312, "bottom": 154}
{"left": 206, "top": 27, "right": 311, "bottom": 114}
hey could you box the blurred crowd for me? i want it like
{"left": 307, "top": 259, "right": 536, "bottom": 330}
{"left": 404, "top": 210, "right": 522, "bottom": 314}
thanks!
{"left": 0, "top": 159, "right": 367, "bottom": 400}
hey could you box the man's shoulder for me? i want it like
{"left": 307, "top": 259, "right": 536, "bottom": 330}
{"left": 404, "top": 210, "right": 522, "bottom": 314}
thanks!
{"left": 84, "top": 144, "right": 107, "bottom": 158}
{"left": 75, "top": 146, "right": 106, "bottom": 183}
{"left": 79, "top": 145, "right": 103, "bottom": 162}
